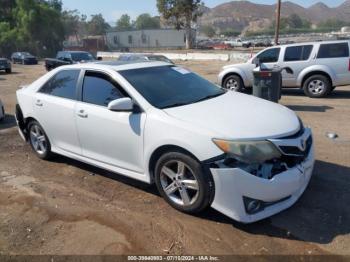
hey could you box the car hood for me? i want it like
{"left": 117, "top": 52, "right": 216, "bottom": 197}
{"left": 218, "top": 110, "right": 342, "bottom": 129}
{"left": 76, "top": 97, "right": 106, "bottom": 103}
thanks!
{"left": 163, "top": 92, "right": 300, "bottom": 140}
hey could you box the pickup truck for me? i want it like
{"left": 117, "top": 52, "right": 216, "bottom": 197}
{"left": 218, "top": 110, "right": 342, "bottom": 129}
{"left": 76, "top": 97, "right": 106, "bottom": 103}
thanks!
{"left": 224, "top": 39, "right": 252, "bottom": 48}
{"left": 45, "top": 51, "right": 98, "bottom": 71}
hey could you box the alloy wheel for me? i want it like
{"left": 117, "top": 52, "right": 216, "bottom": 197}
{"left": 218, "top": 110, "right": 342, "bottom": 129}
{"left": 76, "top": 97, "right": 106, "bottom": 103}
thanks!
{"left": 225, "top": 78, "right": 239, "bottom": 91}
{"left": 160, "top": 160, "right": 199, "bottom": 207}
{"left": 308, "top": 80, "right": 325, "bottom": 95}
{"left": 29, "top": 124, "right": 47, "bottom": 155}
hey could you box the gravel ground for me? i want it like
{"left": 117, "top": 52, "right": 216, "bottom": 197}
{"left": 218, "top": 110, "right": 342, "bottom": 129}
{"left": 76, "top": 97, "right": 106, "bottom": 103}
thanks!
{"left": 0, "top": 61, "right": 349, "bottom": 255}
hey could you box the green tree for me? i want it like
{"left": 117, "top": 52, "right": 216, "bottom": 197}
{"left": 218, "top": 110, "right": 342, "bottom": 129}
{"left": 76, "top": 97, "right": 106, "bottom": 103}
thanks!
{"left": 157, "top": 0, "right": 204, "bottom": 49}
{"left": 201, "top": 25, "right": 215, "bottom": 38}
{"left": 87, "top": 14, "right": 110, "bottom": 35}
{"left": 116, "top": 14, "right": 132, "bottom": 31}
{"left": 318, "top": 19, "right": 350, "bottom": 30}
{"left": 135, "top": 13, "right": 160, "bottom": 30}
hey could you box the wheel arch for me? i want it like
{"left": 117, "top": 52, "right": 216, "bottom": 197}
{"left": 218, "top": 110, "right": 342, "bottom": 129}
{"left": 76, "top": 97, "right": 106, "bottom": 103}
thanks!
{"left": 300, "top": 70, "right": 334, "bottom": 89}
{"left": 222, "top": 72, "right": 245, "bottom": 87}
{"left": 148, "top": 145, "right": 201, "bottom": 183}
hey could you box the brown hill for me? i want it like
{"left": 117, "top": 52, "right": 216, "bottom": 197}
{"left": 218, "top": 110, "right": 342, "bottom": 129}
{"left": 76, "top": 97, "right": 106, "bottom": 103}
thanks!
{"left": 198, "top": 0, "right": 350, "bottom": 33}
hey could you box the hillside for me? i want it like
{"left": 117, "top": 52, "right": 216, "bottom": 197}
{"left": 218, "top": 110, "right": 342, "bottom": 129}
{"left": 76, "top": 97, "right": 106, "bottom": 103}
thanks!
{"left": 198, "top": 0, "right": 350, "bottom": 34}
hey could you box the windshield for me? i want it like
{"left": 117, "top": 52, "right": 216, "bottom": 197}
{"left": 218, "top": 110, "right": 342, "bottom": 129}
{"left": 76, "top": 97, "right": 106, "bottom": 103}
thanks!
{"left": 148, "top": 56, "right": 172, "bottom": 63}
{"left": 21, "top": 52, "right": 31, "bottom": 56}
{"left": 71, "top": 52, "right": 94, "bottom": 61}
{"left": 119, "top": 66, "right": 225, "bottom": 109}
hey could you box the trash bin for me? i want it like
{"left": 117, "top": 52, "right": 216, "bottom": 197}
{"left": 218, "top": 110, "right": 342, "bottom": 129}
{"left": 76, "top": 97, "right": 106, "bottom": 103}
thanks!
{"left": 252, "top": 59, "right": 293, "bottom": 103}
{"left": 252, "top": 68, "right": 283, "bottom": 103}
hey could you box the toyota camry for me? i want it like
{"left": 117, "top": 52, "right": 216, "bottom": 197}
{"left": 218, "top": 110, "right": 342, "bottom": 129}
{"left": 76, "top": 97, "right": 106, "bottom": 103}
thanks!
{"left": 15, "top": 61, "right": 314, "bottom": 223}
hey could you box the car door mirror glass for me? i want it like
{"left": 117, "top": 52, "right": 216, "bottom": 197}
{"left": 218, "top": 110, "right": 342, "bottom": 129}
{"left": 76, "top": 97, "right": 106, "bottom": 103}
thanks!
{"left": 108, "top": 98, "right": 133, "bottom": 112}
{"left": 252, "top": 57, "right": 260, "bottom": 67}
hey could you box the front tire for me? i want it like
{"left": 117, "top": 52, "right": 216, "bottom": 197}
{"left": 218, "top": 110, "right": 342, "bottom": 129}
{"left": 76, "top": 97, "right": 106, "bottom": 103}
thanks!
{"left": 28, "top": 120, "right": 53, "bottom": 160}
{"left": 303, "top": 75, "right": 332, "bottom": 98}
{"left": 5, "top": 68, "right": 11, "bottom": 74}
{"left": 223, "top": 74, "right": 244, "bottom": 92}
{"left": 154, "top": 151, "right": 214, "bottom": 214}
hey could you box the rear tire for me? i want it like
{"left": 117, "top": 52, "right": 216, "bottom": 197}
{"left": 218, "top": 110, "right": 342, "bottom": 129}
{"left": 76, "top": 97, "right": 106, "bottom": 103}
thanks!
{"left": 223, "top": 74, "right": 244, "bottom": 92}
{"left": 303, "top": 75, "right": 332, "bottom": 98}
{"left": 154, "top": 151, "right": 214, "bottom": 214}
{"left": 27, "top": 120, "right": 53, "bottom": 160}
{"left": 5, "top": 68, "right": 11, "bottom": 74}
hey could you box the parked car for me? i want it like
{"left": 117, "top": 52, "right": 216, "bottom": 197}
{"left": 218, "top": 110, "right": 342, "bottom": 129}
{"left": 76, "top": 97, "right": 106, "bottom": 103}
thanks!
{"left": 253, "top": 39, "right": 272, "bottom": 47}
{"left": 16, "top": 61, "right": 314, "bottom": 223}
{"left": 45, "top": 51, "right": 97, "bottom": 71}
{"left": 212, "top": 43, "right": 231, "bottom": 50}
{"left": 0, "top": 99, "right": 4, "bottom": 121}
{"left": 11, "top": 52, "right": 38, "bottom": 65}
{"left": 218, "top": 40, "right": 350, "bottom": 98}
{"left": 0, "top": 58, "right": 11, "bottom": 73}
{"left": 118, "top": 54, "right": 174, "bottom": 64}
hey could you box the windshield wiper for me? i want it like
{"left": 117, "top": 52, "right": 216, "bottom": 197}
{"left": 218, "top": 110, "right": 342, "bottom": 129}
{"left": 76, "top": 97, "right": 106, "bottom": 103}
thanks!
{"left": 161, "top": 102, "right": 190, "bottom": 109}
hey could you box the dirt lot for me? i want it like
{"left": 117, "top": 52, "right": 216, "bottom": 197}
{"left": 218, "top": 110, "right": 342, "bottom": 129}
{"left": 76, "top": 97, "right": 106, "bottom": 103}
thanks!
{"left": 0, "top": 61, "right": 349, "bottom": 256}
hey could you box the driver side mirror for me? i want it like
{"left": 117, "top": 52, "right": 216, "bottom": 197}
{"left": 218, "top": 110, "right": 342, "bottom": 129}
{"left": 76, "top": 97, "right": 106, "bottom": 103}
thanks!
{"left": 252, "top": 57, "right": 260, "bottom": 67}
{"left": 108, "top": 97, "right": 134, "bottom": 112}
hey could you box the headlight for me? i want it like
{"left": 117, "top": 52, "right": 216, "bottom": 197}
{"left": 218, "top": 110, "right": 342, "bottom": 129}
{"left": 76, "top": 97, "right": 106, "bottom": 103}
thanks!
{"left": 212, "top": 139, "right": 281, "bottom": 164}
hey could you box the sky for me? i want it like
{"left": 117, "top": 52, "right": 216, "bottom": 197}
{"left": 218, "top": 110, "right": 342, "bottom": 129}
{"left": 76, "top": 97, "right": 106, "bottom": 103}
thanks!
{"left": 61, "top": 0, "right": 347, "bottom": 23}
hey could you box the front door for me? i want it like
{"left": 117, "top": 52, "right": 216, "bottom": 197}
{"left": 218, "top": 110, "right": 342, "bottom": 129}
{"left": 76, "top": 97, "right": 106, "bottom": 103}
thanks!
{"left": 249, "top": 47, "right": 281, "bottom": 84}
{"left": 75, "top": 70, "right": 145, "bottom": 173}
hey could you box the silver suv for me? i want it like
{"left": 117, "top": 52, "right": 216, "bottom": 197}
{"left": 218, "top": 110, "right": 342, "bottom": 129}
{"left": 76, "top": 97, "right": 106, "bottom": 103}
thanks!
{"left": 218, "top": 41, "right": 350, "bottom": 98}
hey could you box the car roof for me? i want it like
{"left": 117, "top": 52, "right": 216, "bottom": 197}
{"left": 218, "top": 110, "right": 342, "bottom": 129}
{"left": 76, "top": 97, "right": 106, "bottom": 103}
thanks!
{"left": 59, "top": 51, "right": 91, "bottom": 54}
{"left": 60, "top": 61, "right": 172, "bottom": 72}
{"left": 278, "top": 40, "right": 350, "bottom": 48}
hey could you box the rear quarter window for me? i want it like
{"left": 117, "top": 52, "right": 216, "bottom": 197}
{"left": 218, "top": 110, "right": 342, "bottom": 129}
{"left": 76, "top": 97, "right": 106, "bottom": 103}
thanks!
{"left": 317, "top": 43, "right": 349, "bottom": 59}
{"left": 39, "top": 70, "right": 80, "bottom": 100}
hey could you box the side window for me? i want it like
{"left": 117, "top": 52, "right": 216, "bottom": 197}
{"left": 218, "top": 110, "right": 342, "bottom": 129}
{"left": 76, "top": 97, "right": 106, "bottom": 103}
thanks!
{"left": 317, "top": 43, "right": 349, "bottom": 58}
{"left": 39, "top": 70, "right": 80, "bottom": 100}
{"left": 128, "top": 35, "right": 133, "bottom": 44}
{"left": 82, "top": 71, "right": 125, "bottom": 107}
{"left": 257, "top": 48, "right": 280, "bottom": 63}
{"left": 284, "top": 45, "right": 313, "bottom": 62}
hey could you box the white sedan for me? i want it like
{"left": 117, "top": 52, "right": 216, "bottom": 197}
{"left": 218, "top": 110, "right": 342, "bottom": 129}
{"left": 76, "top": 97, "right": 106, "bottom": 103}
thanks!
{"left": 15, "top": 61, "right": 315, "bottom": 223}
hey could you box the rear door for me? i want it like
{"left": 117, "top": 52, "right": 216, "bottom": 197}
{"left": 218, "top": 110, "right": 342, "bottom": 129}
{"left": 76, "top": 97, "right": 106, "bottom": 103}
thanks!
{"left": 34, "top": 69, "right": 82, "bottom": 155}
{"left": 316, "top": 42, "right": 350, "bottom": 86}
{"left": 281, "top": 44, "right": 314, "bottom": 87}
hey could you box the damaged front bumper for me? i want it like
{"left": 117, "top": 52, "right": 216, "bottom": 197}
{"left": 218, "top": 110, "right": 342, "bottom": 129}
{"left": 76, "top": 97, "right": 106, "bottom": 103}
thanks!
{"left": 210, "top": 128, "right": 315, "bottom": 223}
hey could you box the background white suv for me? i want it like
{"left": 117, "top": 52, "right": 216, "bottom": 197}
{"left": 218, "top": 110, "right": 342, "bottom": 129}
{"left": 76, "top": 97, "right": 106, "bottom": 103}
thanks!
{"left": 219, "top": 40, "right": 350, "bottom": 98}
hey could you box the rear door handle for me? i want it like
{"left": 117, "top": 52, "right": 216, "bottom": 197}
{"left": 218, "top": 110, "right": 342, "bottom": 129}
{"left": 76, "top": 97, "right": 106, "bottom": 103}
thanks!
{"left": 77, "top": 110, "right": 88, "bottom": 118}
{"left": 35, "top": 100, "right": 43, "bottom": 107}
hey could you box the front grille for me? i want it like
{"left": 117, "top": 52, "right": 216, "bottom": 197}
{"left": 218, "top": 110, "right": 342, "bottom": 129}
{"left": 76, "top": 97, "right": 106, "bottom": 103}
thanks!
{"left": 0, "top": 60, "right": 7, "bottom": 65}
{"left": 279, "top": 136, "right": 313, "bottom": 168}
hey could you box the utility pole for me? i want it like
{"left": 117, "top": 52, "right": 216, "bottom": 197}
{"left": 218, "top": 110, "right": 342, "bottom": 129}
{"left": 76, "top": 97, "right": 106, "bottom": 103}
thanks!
{"left": 274, "top": 0, "right": 281, "bottom": 45}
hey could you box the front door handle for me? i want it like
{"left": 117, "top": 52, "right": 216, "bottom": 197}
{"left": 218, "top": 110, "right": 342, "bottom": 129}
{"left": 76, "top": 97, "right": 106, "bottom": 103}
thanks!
{"left": 77, "top": 110, "right": 88, "bottom": 118}
{"left": 35, "top": 100, "right": 43, "bottom": 107}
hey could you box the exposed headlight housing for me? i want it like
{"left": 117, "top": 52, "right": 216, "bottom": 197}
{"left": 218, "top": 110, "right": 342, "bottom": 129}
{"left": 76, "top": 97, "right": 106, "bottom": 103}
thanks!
{"left": 212, "top": 139, "right": 282, "bottom": 164}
